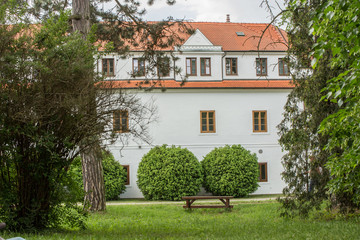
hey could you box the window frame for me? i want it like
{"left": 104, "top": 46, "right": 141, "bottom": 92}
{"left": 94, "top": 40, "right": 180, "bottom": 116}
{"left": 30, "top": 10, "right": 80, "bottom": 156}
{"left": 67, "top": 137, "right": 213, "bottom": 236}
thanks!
{"left": 258, "top": 162, "right": 268, "bottom": 182}
{"left": 113, "top": 110, "right": 129, "bottom": 133}
{"left": 256, "top": 58, "right": 267, "bottom": 76}
{"left": 253, "top": 110, "right": 267, "bottom": 133}
{"left": 157, "top": 57, "right": 170, "bottom": 77}
{"left": 200, "top": 58, "right": 211, "bottom": 76}
{"left": 186, "top": 58, "right": 197, "bottom": 76}
{"left": 200, "top": 110, "right": 216, "bottom": 133}
{"left": 122, "top": 165, "right": 130, "bottom": 185}
{"left": 102, "top": 58, "right": 115, "bottom": 76}
{"left": 225, "top": 58, "right": 238, "bottom": 75}
{"left": 278, "top": 58, "right": 290, "bottom": 76}
{"left": 132, "top": 58, "right": 145, "bottom": 77}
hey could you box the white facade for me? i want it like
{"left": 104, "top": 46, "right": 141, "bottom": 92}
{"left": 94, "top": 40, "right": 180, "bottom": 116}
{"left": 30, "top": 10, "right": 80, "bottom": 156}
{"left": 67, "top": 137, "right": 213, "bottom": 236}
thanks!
{"left": 102, "top": 24, "right": 292, "bottom": 198}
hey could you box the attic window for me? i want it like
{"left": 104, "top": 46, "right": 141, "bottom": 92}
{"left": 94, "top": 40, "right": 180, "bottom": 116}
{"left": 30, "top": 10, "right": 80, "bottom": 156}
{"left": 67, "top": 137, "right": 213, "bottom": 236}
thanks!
{"left": 236, "top": 32, "right": 245, "bottom": 36}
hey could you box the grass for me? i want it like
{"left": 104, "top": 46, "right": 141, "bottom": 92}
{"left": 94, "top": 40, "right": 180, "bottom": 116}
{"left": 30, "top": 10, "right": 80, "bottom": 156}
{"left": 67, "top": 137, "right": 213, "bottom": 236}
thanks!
{"left": 2, "top": 201, "right": 360, "bottom": 240}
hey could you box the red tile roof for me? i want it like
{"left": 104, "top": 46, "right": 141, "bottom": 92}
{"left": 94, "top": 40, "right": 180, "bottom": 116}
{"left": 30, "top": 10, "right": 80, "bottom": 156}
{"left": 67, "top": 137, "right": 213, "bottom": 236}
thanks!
{"left": 98, "top": 80, "right": 294, "bottom": 89}
{"left": 186, "top": 22, "right": 288, "bottom": 51}
{"left": 98, "top": 22, "right": 288, "bottom": 52}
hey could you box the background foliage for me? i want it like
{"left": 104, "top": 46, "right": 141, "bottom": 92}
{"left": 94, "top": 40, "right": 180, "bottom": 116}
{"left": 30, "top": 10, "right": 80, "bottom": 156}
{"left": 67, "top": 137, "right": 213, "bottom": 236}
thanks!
{"left": 201, "top": 145, "right": 259, "bottom": 197}
{"left": 137, "top": 145, "right": 203, "bottom": 201}
{"left": 312, "top": 0, "right": 360, "bottom": 211}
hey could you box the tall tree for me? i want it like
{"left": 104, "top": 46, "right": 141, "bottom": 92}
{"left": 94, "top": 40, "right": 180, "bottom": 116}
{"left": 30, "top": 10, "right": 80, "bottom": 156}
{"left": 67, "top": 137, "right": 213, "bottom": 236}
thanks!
{"left": 0, "top": 10, "right": 102, "bottom": 229}
{"left": 1, "top": 0, "right": 190, "bottom": 224}
{"left": 68, "top": 0, "right": 189, "bottom": 212}
{"left": 71, "top": 0, "right": 106, "bottom": 212}
{"left": 0, "top": 2, "right": 158, "bottom": 229}
{"left": 313, "top": 0, "right": 360, "bottom": 212}
{"left": 277, "top": 0, "right": 340, "bottom": 217}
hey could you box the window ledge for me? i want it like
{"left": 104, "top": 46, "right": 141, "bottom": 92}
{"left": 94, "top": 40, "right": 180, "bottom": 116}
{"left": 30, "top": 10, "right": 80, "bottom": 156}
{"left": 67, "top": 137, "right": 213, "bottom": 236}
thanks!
{"left": 252, "top": 132, "right": 271, "bottom": 135}
{"left": 258, "top": 182, "right": 270, "bottom": 185}
{"left": 199, "top": 133, "right": 218, "bottom": 136}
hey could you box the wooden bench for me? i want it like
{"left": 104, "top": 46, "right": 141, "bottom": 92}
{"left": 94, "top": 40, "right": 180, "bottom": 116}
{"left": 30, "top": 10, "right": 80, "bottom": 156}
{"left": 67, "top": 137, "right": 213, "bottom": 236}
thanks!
{"left": 182, "top": 196, "right": 234, "bottom": 209}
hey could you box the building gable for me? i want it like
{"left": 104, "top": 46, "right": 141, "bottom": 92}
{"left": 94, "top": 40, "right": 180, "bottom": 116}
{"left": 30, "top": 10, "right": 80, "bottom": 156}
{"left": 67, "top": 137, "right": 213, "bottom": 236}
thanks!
{"left": 183, "top": 29, "right": 214, "bottom": 46}
{"left": 178, "top": 28, "right": 222, "bottom": 52}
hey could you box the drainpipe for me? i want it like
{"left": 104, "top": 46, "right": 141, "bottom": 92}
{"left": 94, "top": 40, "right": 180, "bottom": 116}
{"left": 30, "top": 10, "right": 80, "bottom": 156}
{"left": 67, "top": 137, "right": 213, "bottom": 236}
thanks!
{"left": 221, "top": 52, "right": 226, "bottom": 80}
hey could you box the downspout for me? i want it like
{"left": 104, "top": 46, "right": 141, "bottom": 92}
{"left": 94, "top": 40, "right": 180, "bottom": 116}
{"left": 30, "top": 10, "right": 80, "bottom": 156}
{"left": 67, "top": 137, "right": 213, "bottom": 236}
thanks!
{"left": 221, "top": 50, "right": 226, "bottom": 80}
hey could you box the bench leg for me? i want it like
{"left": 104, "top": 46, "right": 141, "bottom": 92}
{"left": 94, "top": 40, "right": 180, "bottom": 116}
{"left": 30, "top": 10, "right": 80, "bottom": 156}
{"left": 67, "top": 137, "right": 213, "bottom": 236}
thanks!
{"left": 186, "top": 200, "right": 190, "bottom": 209}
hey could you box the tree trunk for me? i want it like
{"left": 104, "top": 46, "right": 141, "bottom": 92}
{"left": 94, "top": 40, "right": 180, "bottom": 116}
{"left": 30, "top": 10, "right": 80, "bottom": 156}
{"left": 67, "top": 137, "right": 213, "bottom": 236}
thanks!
{"left": 81, "top": 143, "right": 106, "bottom": 211}
{"left": 72, "top": 0, "right": 90, "bottom": 37}
{"left": 72, "top": 0, "right": 106, "bottom": 211}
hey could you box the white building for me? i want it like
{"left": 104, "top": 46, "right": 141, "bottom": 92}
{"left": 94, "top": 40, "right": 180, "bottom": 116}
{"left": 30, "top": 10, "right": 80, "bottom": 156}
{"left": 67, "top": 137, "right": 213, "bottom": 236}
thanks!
{"left": 100, "top": 22, "right": 292, "bottom": 198}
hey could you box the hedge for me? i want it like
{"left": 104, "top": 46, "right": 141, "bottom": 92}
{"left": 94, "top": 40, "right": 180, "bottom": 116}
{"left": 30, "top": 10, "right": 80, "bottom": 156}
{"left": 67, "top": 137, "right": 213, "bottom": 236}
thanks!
{"left": 137, "top": 145, "right": 203, "bottom": 201}
{"left": 201, "top": 145, "right": 259, "bottom": 197}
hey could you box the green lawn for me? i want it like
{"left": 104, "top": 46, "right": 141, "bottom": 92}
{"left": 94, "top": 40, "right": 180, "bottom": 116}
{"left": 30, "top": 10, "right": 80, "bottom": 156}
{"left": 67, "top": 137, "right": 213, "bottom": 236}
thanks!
{"left": 3, "top": 202, "right": 360, "bottom": 240}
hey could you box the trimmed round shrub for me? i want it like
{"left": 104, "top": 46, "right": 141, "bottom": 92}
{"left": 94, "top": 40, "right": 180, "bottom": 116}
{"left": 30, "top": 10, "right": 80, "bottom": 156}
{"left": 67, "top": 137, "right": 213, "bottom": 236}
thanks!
{"left": 202, "top": 145, "right": 259, "bottom": 197}
{"left": 137, "top": 145, "right": 203, "bottom": 201}
{"left": 70, "top": 150, "right": 127, "bottom": 201}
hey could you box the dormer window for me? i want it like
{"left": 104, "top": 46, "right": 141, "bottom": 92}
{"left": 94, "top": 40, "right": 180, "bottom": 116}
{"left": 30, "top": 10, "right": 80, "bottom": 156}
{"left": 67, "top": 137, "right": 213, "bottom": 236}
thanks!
{"left": 102, "top": 58, "right": 114, "bottom": 76}
{"left": 186, "top": 58, "right": 197, "bottom": 76}
{"left": 200, "top": 58, "right": 211, "bottom": 76}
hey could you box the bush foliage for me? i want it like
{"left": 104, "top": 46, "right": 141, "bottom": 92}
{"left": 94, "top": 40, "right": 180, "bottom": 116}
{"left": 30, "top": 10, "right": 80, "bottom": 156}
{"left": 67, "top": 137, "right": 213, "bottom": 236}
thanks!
{"left": 71, "top": 151, "right": 127, "bottom": 201}
{"left": 201, "top": 145, "right": 259, "bottom": 197}
{"left": 137, "top": 145, "right": 203, "bottom": 201}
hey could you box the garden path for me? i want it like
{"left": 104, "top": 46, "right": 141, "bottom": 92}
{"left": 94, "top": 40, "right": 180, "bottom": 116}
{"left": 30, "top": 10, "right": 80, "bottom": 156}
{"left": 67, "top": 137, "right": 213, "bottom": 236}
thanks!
{"left": 107, "top": 196, "right": 279, "bottom": 205}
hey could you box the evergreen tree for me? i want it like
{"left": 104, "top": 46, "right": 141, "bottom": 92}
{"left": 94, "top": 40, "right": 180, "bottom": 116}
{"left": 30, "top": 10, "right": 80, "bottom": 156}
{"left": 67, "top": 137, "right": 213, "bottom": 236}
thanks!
{"left": 277, "top": 0, "right": 340, "bottom": 217}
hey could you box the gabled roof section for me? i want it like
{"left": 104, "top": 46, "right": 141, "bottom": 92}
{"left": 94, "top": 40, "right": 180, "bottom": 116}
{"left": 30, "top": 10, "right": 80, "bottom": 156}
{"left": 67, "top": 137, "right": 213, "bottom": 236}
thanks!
{"left": 183, "top": 29, "right": 214, "bottom": 46}
{"left": 178, "top": 28, "right": 222, "bottom": 52}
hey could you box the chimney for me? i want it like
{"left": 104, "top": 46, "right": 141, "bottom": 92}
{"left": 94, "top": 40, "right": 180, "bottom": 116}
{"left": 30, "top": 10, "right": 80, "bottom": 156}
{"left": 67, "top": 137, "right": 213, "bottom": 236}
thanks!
{"left": 226, "top": 14, "right": 230, "bottom": 23}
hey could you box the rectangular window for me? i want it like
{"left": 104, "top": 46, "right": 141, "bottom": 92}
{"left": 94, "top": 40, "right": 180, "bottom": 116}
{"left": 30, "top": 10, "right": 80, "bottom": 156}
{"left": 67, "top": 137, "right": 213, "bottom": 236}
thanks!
{"left": 225, "top": 58, "right": 237, "bottom": 75}
{"left": 186, "top": 58, "right": 197, "bottom": 76}
{"left": 133, "top": 58, "right": 145, "bottom": 76}
{"left": 253, "top": 110, "right": 267, "bottom": 132}
{"left": 113, "top": 110, "right": 129, "bottom": 133}
{"left": 200, "top": 58, "right": 211, "bottom": 76}
{"left": 102, "top": 58, "right": 114, "bottom": 76}
{"left": 122, "top": 165, "right": 130, "bottom": 185}
{"left": 157, "top": 57, "right": 170, "bottom": 77}
{"left": 279, "top": 58, "right": 290, "bottom": 76}
{"left": 200, "top": 111, "right": 216, "bottom": 133}
{"left": 256, "top": 58, "right": 267, "bottom": 76}
{"left": 259, "top": 163, "right": 268, "bottom": 182}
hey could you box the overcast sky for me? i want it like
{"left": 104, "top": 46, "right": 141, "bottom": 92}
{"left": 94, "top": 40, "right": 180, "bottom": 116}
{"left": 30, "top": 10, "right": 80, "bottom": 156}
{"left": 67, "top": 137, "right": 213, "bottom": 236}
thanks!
{"left": 132, "top": 0, "right": 286, "bottom": 24}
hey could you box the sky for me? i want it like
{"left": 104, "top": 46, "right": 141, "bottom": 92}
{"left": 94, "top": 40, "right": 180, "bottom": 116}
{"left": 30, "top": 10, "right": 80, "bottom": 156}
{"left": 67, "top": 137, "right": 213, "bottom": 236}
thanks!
{"left": 130, "top": 0, "right": 286, "bottom": 24}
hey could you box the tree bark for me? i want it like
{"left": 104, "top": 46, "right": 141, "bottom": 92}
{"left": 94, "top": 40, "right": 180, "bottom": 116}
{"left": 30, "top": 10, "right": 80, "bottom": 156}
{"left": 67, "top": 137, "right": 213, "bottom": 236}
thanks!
{"left": 71, "top": 0, "right": 90, "bottom": 37}
{"left": 81, "top": 143, "right": 106, "bottom": 211}
{"left": 72, "top": 0, "right": 106, "bottom": 211}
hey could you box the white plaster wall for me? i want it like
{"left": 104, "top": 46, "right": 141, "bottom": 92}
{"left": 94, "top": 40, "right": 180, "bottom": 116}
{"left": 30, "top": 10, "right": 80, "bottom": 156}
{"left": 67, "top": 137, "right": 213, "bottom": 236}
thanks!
{"left": 108, "top": 89, "right": 290, "bottom": 198}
